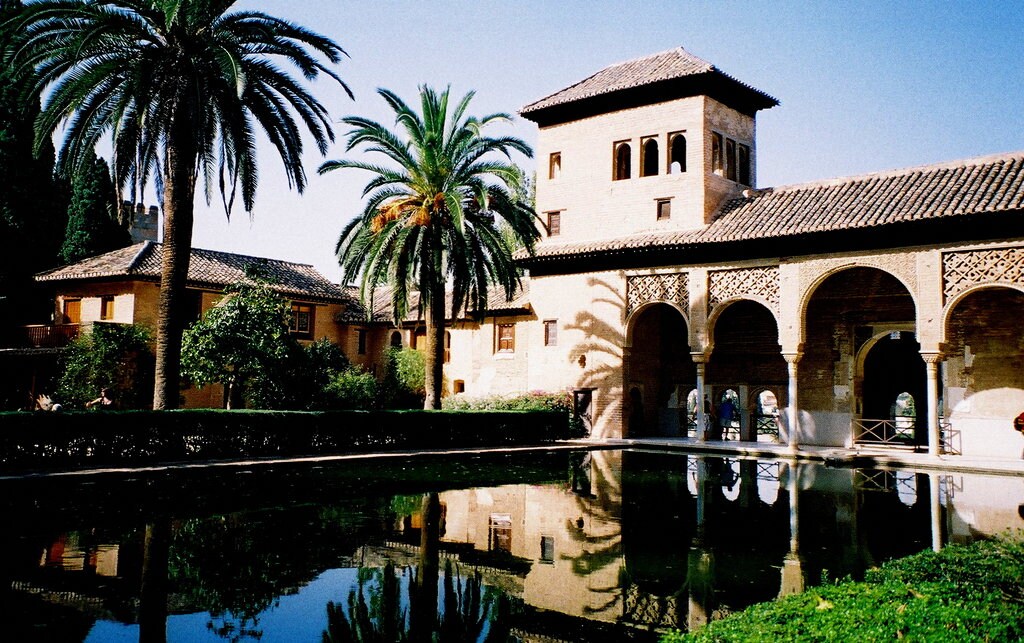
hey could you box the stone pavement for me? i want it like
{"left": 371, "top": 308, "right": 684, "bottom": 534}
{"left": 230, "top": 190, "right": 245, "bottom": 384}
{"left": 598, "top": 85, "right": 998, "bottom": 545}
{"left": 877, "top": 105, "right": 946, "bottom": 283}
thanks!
{"left": 570, "top": 437, "right": 1024, "bottom": 477}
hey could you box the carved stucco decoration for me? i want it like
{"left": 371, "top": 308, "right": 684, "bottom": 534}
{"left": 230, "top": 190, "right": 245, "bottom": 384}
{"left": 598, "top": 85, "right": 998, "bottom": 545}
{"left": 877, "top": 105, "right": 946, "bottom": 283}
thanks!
{"left": 625, "top": 273, "right": 688, "bottom": 317}
{"left": 709, "top": 266, "right": 780, "bottom": 312}
{"left": 942, "top": 247, "right": 1024, "bottom": 303}
{"left": 796, "top": 254, "right": 919, "bottom": 306}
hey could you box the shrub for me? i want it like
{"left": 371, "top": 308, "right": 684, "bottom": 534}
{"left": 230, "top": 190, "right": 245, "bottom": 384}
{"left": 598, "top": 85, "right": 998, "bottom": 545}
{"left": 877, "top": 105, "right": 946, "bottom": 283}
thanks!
{"left": 57, "top": 322, "right": 153, "bottom": 409}
{"left": 443, "top": 391, "right": 585, "bottom": 436}
{"left": 377, "top": 347, "right": 425, "bottom": 408}
{"left": 325, "top": 367, "right": 377, "bottom": 409}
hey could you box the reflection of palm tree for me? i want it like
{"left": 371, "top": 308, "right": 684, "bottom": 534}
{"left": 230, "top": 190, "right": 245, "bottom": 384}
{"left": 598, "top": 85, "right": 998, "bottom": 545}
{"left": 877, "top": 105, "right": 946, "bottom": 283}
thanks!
{"left": 322, "top": 564, "right": 405, "bottom": 643}
{"left": 140, "top": 520, "right": 171, "bottom": 643}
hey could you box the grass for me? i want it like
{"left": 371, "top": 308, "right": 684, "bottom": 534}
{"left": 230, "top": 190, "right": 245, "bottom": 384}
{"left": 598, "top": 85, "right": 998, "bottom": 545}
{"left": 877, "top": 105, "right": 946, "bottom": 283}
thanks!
{"left": 663, "top": 533, "right": 1024, "bottom": 642}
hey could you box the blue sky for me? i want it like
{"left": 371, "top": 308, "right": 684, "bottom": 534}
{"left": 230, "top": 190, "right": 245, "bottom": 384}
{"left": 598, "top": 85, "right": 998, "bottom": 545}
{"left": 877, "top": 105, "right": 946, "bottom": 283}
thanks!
{"left": 182, "top": 1, "right": 1024, "bottom": 281}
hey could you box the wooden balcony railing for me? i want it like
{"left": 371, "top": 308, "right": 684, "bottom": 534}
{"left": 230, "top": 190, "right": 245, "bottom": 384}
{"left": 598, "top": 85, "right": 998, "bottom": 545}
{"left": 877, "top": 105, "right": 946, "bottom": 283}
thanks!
{"left": 853, "top": 418, "right": 918, "bottom": 449}
{"left": 15, "top": 324, "right": 81, "bottom": 348}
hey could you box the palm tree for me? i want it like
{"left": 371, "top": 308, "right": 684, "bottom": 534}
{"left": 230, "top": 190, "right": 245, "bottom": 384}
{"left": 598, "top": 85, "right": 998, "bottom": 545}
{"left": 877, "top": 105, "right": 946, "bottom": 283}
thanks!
{"left": 321, "top": 86, "right": 539, "bottom": 409}
{"left": 5, "top": 0, "right": 350, "bottom": 408}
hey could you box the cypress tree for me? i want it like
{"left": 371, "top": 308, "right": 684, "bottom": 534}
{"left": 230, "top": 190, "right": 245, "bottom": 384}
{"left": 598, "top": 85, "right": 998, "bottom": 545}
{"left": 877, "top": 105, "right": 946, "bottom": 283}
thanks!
{"left": 60, "top": 152, "right": 131, "bottom": 264}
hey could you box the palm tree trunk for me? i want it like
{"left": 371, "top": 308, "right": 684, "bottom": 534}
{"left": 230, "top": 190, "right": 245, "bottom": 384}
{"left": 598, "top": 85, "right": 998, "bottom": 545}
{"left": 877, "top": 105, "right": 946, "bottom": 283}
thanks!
{"left": 424, "top": 281, "right": 445, "bottom": 409}
{"left": 152, "top": 113, "right": 196, "bottom": 409}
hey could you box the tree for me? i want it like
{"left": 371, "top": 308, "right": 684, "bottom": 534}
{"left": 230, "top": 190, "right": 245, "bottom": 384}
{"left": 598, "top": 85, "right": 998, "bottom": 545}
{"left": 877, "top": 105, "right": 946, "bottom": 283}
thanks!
{"left": 180, "top": 277, "right": 295, "bottom": 409}
{"left": 57, "top": 322, "right": 154, "bottom": 409}
{"left": 320, "top": 87, "right": 540, "bottom": 409}
{"left": 61, "top": 151, "right": 131, "bottom": 264}
{"left": 6, "top": 0, "right": 350, "bottom": 408}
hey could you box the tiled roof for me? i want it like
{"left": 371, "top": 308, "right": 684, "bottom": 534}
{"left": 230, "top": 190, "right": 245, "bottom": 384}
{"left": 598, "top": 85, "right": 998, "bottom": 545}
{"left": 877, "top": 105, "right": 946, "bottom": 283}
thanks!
{"left": 520, "top": 151, "right": 1024, "bottom": 262}
{"left": 521, "top": 47, "right": 778, "bottom": 115}
{"left": 345, "top": 282, "right": 531, "bottom": 324}
{"left": 35, "top": 241, "right": 351, "bottom": 302}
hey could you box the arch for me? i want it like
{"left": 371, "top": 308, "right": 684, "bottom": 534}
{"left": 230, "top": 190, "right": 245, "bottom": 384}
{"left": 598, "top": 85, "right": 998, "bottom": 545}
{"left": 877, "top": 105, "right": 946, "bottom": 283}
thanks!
{"left": 668, "top": 133, "right": 686, "bottom": 173}
{"left": 641, "top": 138, "right": 659, "bottom": 177}
{"left": 940, "top": 282, "right": 1024, "bottom": 342}
{"left": 855, "top": 330, "right": 926, "bottom": 444}
{"left": 624, "top": 302, "right": 694, "bottom": 438}
{"left": 614, "top": 142, "right": 632, "bottom": 180}
{"left": 389, "top": 330, "right": 403, "bottom": 348}
{"left": 798, "top": 263, "right": 917, "bottom": 345}
{"left": 706, "top": 296, "right": 781, "bottom": 343}
{"left": 624, "top": 300, "right": 689, "bottom": 347}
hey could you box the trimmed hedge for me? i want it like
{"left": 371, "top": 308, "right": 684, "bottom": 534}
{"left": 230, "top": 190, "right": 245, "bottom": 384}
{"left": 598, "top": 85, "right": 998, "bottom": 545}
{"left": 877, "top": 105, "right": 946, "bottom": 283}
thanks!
{"left": 663, "top": 535, "right": 1024, "bottom": 642}
{"left": 0, "top": 409, "right": 569, "bottom": 471}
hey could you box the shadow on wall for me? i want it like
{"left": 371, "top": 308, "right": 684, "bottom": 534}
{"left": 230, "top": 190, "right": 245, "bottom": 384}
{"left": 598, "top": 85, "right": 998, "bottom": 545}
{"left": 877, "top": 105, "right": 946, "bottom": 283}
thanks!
{"left": 564, "top": 275, "right": 628, "bottom": 439}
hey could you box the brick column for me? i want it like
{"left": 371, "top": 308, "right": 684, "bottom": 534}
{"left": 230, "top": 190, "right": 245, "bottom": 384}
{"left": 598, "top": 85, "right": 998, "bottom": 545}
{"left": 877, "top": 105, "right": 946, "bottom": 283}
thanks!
{"left": 921, "top": 352, "right": 944, "bottom": 456}
{"left": 783, "top": 353, "right": 803, "bottom": 452}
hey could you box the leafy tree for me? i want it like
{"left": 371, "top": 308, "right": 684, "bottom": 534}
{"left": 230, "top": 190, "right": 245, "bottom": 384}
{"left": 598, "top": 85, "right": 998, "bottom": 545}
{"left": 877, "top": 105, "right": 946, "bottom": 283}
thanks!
{"left": 57, "top": 322, "right": 154, "bottom": 408}
{"left": 180, "top": 277, "right": 296, "bottom": 410}
{"left": 6, "top": 0, "right": 351, "bottom": 409}
{"left": 321, "top": 86, "right": 540, "bottom": 409}
{"left": 60, "top": 151, "right": 131, "bottom": 264}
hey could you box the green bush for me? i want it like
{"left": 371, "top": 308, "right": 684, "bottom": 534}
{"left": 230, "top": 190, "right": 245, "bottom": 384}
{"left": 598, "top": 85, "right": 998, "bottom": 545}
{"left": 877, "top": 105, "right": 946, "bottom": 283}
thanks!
{"left": 664, "top": 534, "right": 1024, "bottom": 642}
{"left": 325, "top": 367, "right": 377, "bottom": 409}
{"left": 443, "top": 391, "right": 585, "bottom": 436}
{"left": 57, "top": 322, "right": 153, "bottom": 409}
{"left": 377, "top": 347, "right": 425, "bottom": 408}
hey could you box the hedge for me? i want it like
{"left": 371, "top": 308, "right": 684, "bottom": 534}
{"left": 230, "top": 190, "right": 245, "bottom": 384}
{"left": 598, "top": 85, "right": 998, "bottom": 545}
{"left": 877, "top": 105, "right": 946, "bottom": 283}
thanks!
{"left": 0, "top": 409, "right": 569, "bottom": 472}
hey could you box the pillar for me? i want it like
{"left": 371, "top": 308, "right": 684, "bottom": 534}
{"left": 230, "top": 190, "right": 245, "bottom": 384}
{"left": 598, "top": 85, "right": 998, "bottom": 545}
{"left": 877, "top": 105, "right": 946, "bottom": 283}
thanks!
{"left": 693, "top": 354, "right": 708, "bottom": 441}
{"left": 929, "top": 473, "right": 943, "bottom": 552}
{"left": 921, "top": 352, "right": 944, "bottom": 456}
{"left": 783, "top": 353, "right": 802, "bottom": 451}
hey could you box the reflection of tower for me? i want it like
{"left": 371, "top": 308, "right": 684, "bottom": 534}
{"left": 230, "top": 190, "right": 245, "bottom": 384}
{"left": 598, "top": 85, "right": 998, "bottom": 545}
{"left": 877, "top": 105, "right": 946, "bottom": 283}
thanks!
{"left": 778, "top": 462, "right": 804, "bottom": 597}
{"left": 687, "top": 459, "right": 715, "bottom": 632}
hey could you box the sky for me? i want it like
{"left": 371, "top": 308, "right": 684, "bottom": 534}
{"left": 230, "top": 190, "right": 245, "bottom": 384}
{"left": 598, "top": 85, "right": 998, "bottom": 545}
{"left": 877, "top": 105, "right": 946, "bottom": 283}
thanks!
{"left": 174, "top": 0, "right": 1024, "bottom": 281}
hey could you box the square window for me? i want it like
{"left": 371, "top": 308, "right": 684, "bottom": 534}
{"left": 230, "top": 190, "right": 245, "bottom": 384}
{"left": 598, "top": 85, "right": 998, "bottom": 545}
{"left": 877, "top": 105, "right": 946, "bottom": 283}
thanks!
{"left": 547, "top": 211, "right": 561, "bottom": 237}
{"left": 549, "top": 152, "right": 561, "bottom": 180}
{"left": 544, "top": 320, "right": 558, "bottom": 346}
{"left": 496, "top": 323, "right": 515, "bottom": 353}
{"left": 657, "top": 199, "right": 671, "bottom": 221}
{"left": 489, "top": 514, "right": 512, "bottom": 553}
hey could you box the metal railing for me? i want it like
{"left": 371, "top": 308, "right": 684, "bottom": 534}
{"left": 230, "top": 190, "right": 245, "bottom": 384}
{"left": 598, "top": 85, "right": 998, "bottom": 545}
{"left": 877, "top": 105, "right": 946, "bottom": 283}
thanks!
{"left": 853, "top": 418, "right": 918, "bottom": 449}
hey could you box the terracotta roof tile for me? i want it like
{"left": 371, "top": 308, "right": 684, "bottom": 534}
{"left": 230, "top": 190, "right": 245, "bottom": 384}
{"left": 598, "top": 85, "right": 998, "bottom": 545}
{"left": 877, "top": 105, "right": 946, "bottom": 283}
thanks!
{"left": 521, "top": 151, "right": 1024, "bottom": 262}
{"left": 345, "top": 283, "right": 531, "bottom": 324}
{"left": 521, "top": 47, "right": 777, "bottom": 115}
{"left": 35, "top": 241, "right": 351, "bottom": 303}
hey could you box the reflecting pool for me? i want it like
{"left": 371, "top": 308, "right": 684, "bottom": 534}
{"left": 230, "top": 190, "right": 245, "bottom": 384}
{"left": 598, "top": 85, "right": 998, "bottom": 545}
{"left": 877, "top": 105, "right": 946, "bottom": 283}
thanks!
{"left": 1, "top": 450, "right": 1022, "bottom": 641}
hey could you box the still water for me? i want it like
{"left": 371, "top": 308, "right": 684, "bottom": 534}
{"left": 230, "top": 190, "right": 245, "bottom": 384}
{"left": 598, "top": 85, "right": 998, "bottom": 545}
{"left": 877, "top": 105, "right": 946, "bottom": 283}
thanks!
{"left": 2, "top": 449, "right": 1022, "bottom": 642}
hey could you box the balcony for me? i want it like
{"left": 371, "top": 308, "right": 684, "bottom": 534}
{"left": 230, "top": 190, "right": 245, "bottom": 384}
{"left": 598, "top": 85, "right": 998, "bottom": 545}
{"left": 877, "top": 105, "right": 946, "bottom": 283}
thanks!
{"left": 13, "top": 324, "right": 81, "bottom": 349}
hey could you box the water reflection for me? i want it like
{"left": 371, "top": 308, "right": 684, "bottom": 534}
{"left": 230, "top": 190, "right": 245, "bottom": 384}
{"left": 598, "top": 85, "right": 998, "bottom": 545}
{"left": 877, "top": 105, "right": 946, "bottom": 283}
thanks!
{"left": 0, "top": 450, "right": 1021, "bottom": 641}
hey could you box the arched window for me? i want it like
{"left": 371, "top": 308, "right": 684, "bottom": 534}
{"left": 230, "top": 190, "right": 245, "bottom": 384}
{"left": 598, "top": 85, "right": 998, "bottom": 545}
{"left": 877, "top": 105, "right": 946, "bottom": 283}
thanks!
{"left": 892, "top": 392, "right": 916, "bottom": 430}
{"left": 613, "top": 142, "right": 631, "bottom": 180}
{"left": 641, "top": 138, "right": 658, "bottom": 177}
{"left": 390, "top": 331, "right": 402, "bottom": 348}
{"left": 669, "top": 133, "right": 686, "bottom": 173}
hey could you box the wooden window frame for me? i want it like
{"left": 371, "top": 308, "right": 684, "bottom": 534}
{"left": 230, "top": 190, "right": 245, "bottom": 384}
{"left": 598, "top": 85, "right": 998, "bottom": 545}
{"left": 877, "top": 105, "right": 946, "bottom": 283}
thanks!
{"left": 711, "top": 132, "right": 724, "bottom": 176}
{"left": 62, "top": 298, "right": 81, "bottom": 324}
{"left": 100, "top": 295, "right": 115, "bottom": 321}
{"left": 640, "top": 136, "right": 659, "bottom": 177}
{"left": 544, "top": 319, "right": 558, "bottom": 346}
{"left": 726, "top": 138, "right": 737, "bottom": 181}
{"left": 668, "top": 131, "right": 687, "bottom": 173}
{"left": 548, "top": 152, "right": 561, "bottom": 180}
{"left": 496, "top": 322, "right": 515, "bottom": 353}
{"left": 656, "top": 198, "right": 672, "bottom": 221}
{"left": 738, "top": 143, "right": 751, "bottom": 186}
{"left": 357, "top": 328, "right": 367, "bottom": 355}
{"left": 289, "top": 303, "right": 315, "bottom": 339}
{"left": 546, "top": 211, "right": 561, "bottom": 237}
{"left": 613, "top": 141, "right": 631, "bottom": 180}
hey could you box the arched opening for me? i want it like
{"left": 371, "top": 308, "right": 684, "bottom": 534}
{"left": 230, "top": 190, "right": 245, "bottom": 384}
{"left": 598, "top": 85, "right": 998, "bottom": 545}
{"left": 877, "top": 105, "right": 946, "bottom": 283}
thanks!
{"left": 753, "top": 389, "right": 781, "bottom": 442}
{"left": 669, "top": 133, "right": 686, "bottom": 173}
{"left": 390, "top": 331, "right": 403, "bottom": 348}
{"left": 943, "top": 287, "right": 1024, "bottom": 457}
{"left": 706, "top": 300, "right": 786, "bottom": 442}
{"left": 614, "top": 142, "right": 632, "bottom": 180}
{"left": 861, "top": 332, "right": 926, "bottom": 445}
{"left": 641, "top": 138, "right": 658, "bottom": 177}
{"left": 625, "top": 303, "right": 694, "bottom": 437}
{"left": 803, "top": 267, "right": 918, "bottom": 448}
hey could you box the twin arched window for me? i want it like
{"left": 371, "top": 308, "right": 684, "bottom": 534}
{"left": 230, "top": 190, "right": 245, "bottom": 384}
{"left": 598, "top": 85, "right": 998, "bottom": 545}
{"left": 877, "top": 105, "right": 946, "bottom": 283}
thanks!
{"left": 615, "top": 133, "right": 688, "bottom": 179}
{"left": 614, "top": 142, "right": 631, "bottom": 180}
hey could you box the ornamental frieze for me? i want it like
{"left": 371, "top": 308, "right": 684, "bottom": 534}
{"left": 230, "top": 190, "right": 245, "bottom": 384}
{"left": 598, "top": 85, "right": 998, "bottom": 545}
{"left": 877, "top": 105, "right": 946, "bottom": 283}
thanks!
{"left": 625, "top": 273, "right": 688, "bottom": 317}
{"left": 708, "top": 266, "right": 780, "bottom": 312}
{"left": 942, "top": 247, "right": 1024, "bottom": 303}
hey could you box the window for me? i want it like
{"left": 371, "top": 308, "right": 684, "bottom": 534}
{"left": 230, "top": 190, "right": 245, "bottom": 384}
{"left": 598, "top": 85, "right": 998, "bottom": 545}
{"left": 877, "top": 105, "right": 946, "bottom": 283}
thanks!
{"left": 489, "top": 514, "right": 512, "bottom": 553}
{"left": 414, "top": 327, "right": 427, "bottom": 351}
{"left": 454, "top": 380, "right": 465, "bottom": 394}
{"left": 357, "top": 329, "right": 367, "bottom": 355}
{"left": 496, "top": 323, "right": 515, "bottom": 353}
{"left": 444, "top": 331, "right": 451, "bottom": 363}
{"left": 540, "top": 535, "right": 555, "bottom": 563}
{"left": 726, "top": 138, "right": 737, "bottom": 181}
{"left": 738, "top": 143, "right": 751, "bottom": 186}
{"left": 62, "top": 299, "right": 81, "bottom": 324}
{"left": 657, "top": 198, "right": 672, "bottom": 221}
{"left": 669, "top": 132, "right": 687, "bottom": 173}
{"left": 544, "top": 320, "right": 558, "bottom": 346}
{"left": 390, "top": 331, "right": 403, "bottom": 347}
{"left": 289, "top": 303, "right": 315, "bottom": 338}
{"left": 546, "top": 211, "right": 561, "bottom": 237}
{"left": 711, "top": 132, "right": 724, "bottom": 176}
{"left": 548, "top": 152, "right": 561, "bottom": 180}
{"left": 613, "top": 141, "right": 631, "bottom": 180}
{"left": 640, "top": 137, "right": 658, "bottom": 177}
{"left": 100, "top": 296, "right": 115, "bottom": 321}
